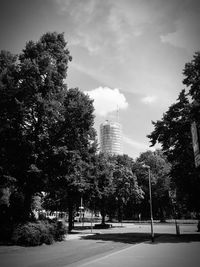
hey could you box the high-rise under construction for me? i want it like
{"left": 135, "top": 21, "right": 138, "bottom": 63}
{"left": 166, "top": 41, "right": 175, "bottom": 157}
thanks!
{"left": 100, "top": 120, "right": 122, "bottom": 155}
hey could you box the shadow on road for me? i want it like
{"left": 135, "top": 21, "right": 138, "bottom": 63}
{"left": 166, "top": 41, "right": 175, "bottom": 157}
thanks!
{"left": 81, "top": 232, "right": 149, "bottom": 244}
{"left": 74, "top": 225, "right": 124, "bottom": 231}
{"left": 81, "top": 232, "right": 200, "bottom": 245}
{"left": 153, "top": 233, "right": 200, "bottom": 244}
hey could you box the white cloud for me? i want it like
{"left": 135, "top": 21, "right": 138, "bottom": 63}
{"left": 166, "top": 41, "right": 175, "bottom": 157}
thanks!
{"left": 141, "top": 95, "right": 157, "bottom": 104}
{"left": 84, "top": 87, "right": 128, "bottom": 116}
{"left": 123, "top": 135, "right": 152, "bottom": 150}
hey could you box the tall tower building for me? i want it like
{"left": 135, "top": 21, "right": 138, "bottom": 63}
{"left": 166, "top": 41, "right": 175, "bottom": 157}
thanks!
{"left": 100, "top": 120, "right": 122, "bottom": 155}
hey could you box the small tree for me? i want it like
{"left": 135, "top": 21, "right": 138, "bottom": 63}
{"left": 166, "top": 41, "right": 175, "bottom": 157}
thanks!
{"left": 91, "top": 153, "right": 115, "bottom": 225}
{"left": 89, "top": 154, "right": 144, "bottom": 223}
{"left": 113, "top": 155, "right": 144, "bottom": 222}
{"left": 135, "top": 150, "right": 171, "bottom": 221}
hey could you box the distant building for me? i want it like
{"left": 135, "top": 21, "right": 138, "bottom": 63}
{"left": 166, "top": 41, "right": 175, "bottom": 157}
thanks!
{"left": 100, "top": 120, "right": 122, "bottom": 155}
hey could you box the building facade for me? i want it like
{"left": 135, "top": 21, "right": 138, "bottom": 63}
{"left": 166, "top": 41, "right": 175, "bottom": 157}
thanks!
{"left": 100, "top": 120, "right": 122, "bottom": 155}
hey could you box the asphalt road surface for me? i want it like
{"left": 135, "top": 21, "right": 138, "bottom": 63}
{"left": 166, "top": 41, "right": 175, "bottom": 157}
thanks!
{"left": 0, "top": 223, "right": 199, "bottom": 267}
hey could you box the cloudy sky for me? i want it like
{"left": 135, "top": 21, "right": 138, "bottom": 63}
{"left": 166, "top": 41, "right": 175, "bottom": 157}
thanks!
{"left": 0, "top": 0, "right": 200, "bottom": 159}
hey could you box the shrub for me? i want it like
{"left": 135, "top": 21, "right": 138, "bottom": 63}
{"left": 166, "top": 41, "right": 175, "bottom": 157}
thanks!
{"left": 12, "top": 221, "right": 54, "bottom": 246}
{"left": 11, "top": 220, "right": 67, "bottom": 246}
{"left": 12, "top": 223, "right": 41, "bottom": 246}
{"left": 35, "top": 221, "right": 54, "bottom": 245}
{"left": 52, "top": 220, "right": 67, "bottom": 241}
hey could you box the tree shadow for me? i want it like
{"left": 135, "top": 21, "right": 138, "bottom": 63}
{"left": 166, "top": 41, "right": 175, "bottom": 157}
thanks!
{"left": 74, "top": 226, "right": 96, "bottom": 231}
{"left": 74, "top": 225, "right": 123, "bottom": 231}
{"left": 153, "top": 233, "right": 200, "bottom": 244}
{"left": 81, "top": 232, "right": 200, "bottom": 245}
{"left": 81, "top": 232, "right": 153, "bottom": 244}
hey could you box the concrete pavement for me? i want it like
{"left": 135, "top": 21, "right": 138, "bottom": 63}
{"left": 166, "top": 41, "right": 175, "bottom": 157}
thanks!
{"left": 73, "top": 234, "right": 200, "bottom": 267}
{"left": 65, "top": 223, "right": 200, "bottom": 267}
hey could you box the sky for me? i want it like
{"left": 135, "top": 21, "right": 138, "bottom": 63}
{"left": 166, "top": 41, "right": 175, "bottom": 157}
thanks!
{"left": 0, "top": 0, "right": 200, "bottom": 159}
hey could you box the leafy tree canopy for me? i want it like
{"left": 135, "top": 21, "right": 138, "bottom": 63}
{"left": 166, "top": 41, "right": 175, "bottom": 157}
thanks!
{"left": 134, "top": 150, "right": 171, "bottom": 220}
{"left": 148, "top": 51, "right": 200, "bottom": 212}
{"left": 0, "top": 32, "right": 98, "bottom": 224}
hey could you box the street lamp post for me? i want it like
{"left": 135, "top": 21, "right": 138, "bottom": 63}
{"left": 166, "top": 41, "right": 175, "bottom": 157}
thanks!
{"left": 143, "top": 164, "right": 154, "bottom": 242}
{"left": 147, "top": 165, "right": 154, "bottom": 242}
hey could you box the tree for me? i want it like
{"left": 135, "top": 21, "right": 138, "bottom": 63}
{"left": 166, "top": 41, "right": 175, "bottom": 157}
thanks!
{"left": 134, "top": 150, "right": 171, "bottom": 220}
{"left": 19, "top": 32, "right": 73, "bottom": 220}
{"left": 148, "top": 51, "right": 200, "bottom": 214}
{"left": 183, "top": 52, "right": 200, "bottom": 104}
{"left": 0, "top": 32, "right": 98, "bottom": 230}
{"left": 0, "top": 50, "right": 19, "bottom": 220}
{"left": 0, "top": 32, "right": 73, "bottom": 221}
{"left": 91, "top": 153, "right": 115, "bottom": 225}
{"left": 88, "top": 154, "right": 144, "bottom": 223}
{"left": 46, "top": 88, "right": 97, "bottom": 231}
{"left": 113, "top": 155, "right": 144, "bottom": 222}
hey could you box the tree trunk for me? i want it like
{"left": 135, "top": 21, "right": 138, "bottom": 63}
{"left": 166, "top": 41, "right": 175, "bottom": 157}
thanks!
{"left": 159, "top": 206, "right": 166, "bottom": 222}
{"left": 23, "top": 190, "right": 33, "bottom": 222}
{"left": 101, "top": 198, "right": 106, "bottom": 225}
{"left": 118, "top": 200, "right": 123, "bottom": 222}
{"left": 68, "top": 198, "right": 74, "bottom": 233}
{"left": 101, "top": 208, "right": 106, "bottom": 225}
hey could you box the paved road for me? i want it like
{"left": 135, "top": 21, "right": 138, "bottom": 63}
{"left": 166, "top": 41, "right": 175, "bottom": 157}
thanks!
{"left": 0, "top": 223, "right": 199, "bottom": 267}
{"left": 76, "top": 235, "right": 200, "bottom": 267}
{"left": 0, "top": 237, "right": 129, "bottom": 267}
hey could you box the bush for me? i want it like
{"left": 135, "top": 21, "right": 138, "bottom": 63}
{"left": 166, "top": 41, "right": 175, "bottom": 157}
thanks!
{"left": 12, "top": 223, "right": 41, "bottom": 246}
{"left": 36, "top": 221, "right": 54, "bottom": 245}
{"left": 52, "top": 220, "right": 67, "bottom": 241}
{"left": 11, "top": 220, "right": 67, "bottom": 246}
{"left": 12, "top": 221, "right": 54, "bottom": 246}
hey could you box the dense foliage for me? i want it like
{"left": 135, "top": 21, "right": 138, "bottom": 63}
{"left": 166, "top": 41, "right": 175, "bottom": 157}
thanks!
{"left": 0, "top": 32, "right": 72, "bottom": 222}
{"left": 87, "top": 153, "right": 144, "bottom": 224}
{"left": 1, "top": 32, "right": 199, "bottom": 246}
{"left": 12, "top": 220, "right": 67, "bottom": 246}
{"left": 148, "top": 52, "right": 200, "bottom": 213}
{"left": 46, "top": 88, "right": 97, "bottom": 231}
{"left": 0, "top": 32, "right": 97, "bottom": 239}
{"left": 134, "top": 150, "right": 171, "bottom": 220}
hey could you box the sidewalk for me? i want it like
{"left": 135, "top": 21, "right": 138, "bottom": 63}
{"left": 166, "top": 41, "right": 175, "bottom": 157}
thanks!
{"left": 74, "top": 233, "right": 200, "bottom": 267}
